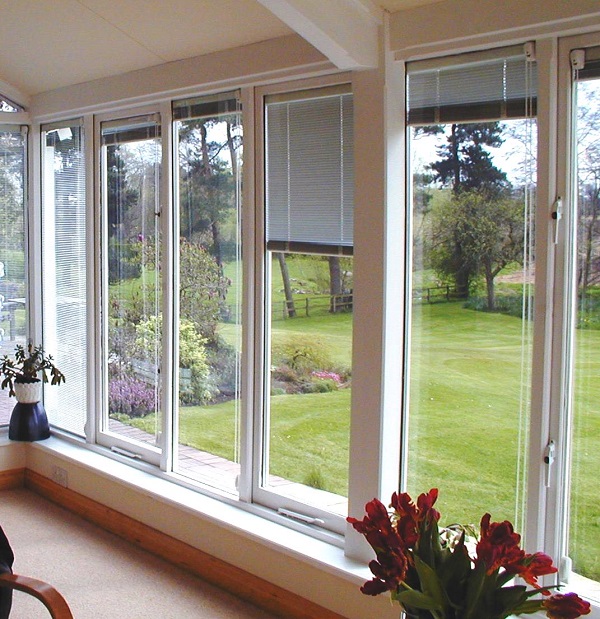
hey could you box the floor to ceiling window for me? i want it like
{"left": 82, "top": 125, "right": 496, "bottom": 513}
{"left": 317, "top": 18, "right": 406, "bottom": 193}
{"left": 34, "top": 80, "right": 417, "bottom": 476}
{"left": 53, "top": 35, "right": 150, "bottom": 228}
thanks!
{"left": 556, "top": 37, "right": 600, "bottom": 604}
{"left": 42, "top": 120, "right": 87, "bottom": 436}
{"left": 0, "top": 126, "right": 26, "bottom": 426}
{"left": 257, "top": 83, "right": 354, "bottom": 532}
{"left": 405, "top": 46, "right": 537, "bottom": 530}
{"left": 98, "top": 113, "right": 163, "bottom": 462}
{"left": 173, "top": 92, "right": 243, "bottom": 493}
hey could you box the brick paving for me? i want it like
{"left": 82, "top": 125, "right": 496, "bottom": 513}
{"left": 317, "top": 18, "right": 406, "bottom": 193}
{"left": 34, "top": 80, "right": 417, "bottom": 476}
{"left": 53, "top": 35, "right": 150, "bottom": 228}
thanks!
{"left": 108, "top": 418, "right": 347, "bottom": 514}
{"left": 1, "top": 347, "right": 347, "bottom": 516}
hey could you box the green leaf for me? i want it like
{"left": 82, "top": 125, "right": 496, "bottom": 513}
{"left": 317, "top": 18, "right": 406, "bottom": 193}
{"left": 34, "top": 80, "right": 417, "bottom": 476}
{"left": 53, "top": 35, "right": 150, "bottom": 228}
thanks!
{"left": 493, "top": 584, "right": 528, "bottom": 615}
{"left": 463, "top": 562, "right": 488, "bottom": 619}
{"left": 395, "top": 589, "right": 441, "bottom": 611}
{"left": 512, "top": 598, "right": 545, "bottom": 614}
{"left": 413, "top": 555, "right": 448, "bottom": 611}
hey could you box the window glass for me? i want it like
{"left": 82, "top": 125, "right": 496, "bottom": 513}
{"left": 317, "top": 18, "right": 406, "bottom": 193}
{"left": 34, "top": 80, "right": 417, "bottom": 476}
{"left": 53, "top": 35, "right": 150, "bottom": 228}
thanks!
{"left": 567, "top": 62, "right": 600, "bottom": 596}
{"left": 100, "top": 116, "right": 162, "bottom": 454}
{"left": 406, "top": 50, "right": 537, "bottom": 530}
{"left": 265, "top": 250, "right": 353, "bottom": 515}
{"left": 42, "top": 123, "right": 87, "bottom": 435}
{"left": 173, "top": 94, "right": 243, "bottom": 492}
{"left": 262, "top": 87, "right": 353, "bottom": 523}
{"left": 0, "top": 127, "right": 26, "bottom": 426}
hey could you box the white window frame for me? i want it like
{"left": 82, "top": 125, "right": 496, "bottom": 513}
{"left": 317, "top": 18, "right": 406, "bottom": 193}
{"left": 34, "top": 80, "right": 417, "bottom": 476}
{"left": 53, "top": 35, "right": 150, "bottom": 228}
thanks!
{"left": 397, "top": 33, "right": 600, "bottom": 616}
{"left": 254, "top": 74, "right": 357, "bottom": 537}
{"left": 94, "top": 106, "right": 166, "bottom": 467}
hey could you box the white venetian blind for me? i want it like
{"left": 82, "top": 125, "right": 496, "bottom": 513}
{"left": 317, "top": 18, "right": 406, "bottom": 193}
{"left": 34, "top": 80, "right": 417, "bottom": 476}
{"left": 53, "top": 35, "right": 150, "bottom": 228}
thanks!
{"left": 42, "top": 120, "right": 87, "bottom": 436}
{"left": 407, "top": 45, "right": 538, "bottom": 125}
{"left": 265, "top": 85, "right": 354, "bottom": 255}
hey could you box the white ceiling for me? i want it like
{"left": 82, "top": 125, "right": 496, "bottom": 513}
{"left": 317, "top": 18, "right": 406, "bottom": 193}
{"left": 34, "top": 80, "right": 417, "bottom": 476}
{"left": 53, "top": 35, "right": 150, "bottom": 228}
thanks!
{"left": 0, "top": 0, "right": 442, "bottom": 102}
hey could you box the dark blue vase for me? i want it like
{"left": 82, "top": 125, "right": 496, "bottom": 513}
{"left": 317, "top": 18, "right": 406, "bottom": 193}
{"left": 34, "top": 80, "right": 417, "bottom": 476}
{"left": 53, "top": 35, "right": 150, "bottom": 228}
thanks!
{"left": 8, "top": 401, "right": 50, "bottom": 441}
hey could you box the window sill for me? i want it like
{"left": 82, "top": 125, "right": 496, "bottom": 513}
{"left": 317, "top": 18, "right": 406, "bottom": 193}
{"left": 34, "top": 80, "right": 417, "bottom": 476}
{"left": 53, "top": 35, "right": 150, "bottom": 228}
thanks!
{"left": 18, "top": 434, "right": 370, "bottom": 585}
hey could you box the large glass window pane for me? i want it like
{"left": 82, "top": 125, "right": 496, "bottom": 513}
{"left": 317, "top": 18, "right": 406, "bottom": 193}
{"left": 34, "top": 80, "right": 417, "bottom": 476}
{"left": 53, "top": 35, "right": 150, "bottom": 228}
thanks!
{"left": 0, "top": 127, "right": 26, "bottom": 426}
{"left": 262, "top": 86, "right": 353, "bottom": 521}
{"left": 406, "top": 50, "right": 537, "bottom": 531}
{"left": 42, "top": 123, "right": 87, "bottom": 436}
{"left": 101, "top": 116, "right": 162, "bottom": 452}
{"left": 265, "top": 251, "right": 353, "bottom": 515}
{"left": 567, "top": 66, "right": 600, "bottom": 596}
{"left": 173, "top": 94, "right": 243, "bottom": 492}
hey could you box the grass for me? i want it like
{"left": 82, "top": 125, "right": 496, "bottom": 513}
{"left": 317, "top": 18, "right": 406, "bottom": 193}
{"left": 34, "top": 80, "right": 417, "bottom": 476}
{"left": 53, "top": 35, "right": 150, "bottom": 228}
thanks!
{"left": 114, "top": 255, "right": 600, "bottom": 581}
{"left": 192, "top": 301, "right": 600, "bottom": 580}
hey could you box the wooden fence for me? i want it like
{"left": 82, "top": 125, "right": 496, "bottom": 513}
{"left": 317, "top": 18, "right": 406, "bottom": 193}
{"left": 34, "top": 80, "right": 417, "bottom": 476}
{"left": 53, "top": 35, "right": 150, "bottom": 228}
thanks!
{"left": 279, "top": 293, "right": 353, "bottom": 319}
{"left": 412, "top": 285, "right": 458, "bottom": 303}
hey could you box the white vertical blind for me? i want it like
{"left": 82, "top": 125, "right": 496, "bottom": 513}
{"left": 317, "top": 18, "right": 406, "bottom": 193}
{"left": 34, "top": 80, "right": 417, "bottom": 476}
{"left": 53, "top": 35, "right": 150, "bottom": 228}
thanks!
{"left": 42, "top": 121, "right": 87, "bottom": 436}
{"left": 265, "top": 86, "right": 354, "bottom": 255}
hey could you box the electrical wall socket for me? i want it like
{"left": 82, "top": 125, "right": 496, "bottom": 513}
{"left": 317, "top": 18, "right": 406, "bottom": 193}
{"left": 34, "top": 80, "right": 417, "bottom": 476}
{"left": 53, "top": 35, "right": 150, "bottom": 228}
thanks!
{"left": 51, "top": 465, "right": 68, "bottom": 488}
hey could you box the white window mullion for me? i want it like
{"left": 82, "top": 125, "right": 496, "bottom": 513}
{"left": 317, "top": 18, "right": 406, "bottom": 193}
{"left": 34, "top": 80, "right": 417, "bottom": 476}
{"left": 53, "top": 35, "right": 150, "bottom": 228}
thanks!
{"left": 524, "top": 37, "right": 560, "bottom": 558}
{"left": 237, "top": 85, "right": 258, "bottom": 504}
{"left": 160, "top": 100, "right": 175, "bottom": 472}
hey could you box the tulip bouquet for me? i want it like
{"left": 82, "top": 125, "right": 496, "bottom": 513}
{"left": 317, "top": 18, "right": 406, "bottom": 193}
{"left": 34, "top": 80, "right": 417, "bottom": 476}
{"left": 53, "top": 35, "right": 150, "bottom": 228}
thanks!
{"left": 347, "top": 489, "right": 591, "bottom": 619}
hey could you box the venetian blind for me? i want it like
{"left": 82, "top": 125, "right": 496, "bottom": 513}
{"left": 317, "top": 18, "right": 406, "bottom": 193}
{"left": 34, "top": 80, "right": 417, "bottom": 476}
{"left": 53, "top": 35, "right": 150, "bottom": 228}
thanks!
{"left": 265, "top": 85, "right": 354, "bottom": 256}
{"left": 173, "top": 91, "right": 241, "bottom": 120}
{"left": 41, "top": 120, "right": 87, "bottom": 436}
{"left": 407, "top": 45, "right": 538, "bottom": 125}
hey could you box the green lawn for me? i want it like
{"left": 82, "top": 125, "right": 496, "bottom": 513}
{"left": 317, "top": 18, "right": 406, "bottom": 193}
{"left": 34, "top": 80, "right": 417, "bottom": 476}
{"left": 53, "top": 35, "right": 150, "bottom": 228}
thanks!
{"left": 123, "top": 296, "right": 600, "bottom": 581}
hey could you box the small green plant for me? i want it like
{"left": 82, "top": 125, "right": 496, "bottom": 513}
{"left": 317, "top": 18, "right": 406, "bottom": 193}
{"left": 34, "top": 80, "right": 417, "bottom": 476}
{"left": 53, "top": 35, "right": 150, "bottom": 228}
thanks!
{"left": 303, "top": 467, "right": 326, "bottom": 490}
{"left": 0, "top": 342, "right": 65, "bottom": 397}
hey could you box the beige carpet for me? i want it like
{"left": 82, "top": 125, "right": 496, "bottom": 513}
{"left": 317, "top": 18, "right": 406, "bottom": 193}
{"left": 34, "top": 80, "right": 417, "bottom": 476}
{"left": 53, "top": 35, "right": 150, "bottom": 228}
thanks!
{"left": 0, "top": 488, "right": 279, "bottom": 618}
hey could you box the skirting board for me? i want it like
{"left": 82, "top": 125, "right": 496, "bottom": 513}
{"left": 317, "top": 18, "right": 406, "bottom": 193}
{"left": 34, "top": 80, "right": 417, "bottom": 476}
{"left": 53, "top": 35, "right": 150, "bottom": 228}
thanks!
{"left": 0, "top": 468, "right": 25, "bottom": 490}
{"left": 23, "top": 469, "right": 347, "bottom": 619}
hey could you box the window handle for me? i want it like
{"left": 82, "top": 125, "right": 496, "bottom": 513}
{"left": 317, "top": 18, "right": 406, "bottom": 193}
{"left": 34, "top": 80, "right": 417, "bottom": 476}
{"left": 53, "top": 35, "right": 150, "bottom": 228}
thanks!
{"left": 552, "top": 196, "right": 563, "bottom": 245}
{"left": 544, "top": 439, "right": 555, "bottom": 487}
{"left": 277, "top": 508, "right": 325, "bottom": 527}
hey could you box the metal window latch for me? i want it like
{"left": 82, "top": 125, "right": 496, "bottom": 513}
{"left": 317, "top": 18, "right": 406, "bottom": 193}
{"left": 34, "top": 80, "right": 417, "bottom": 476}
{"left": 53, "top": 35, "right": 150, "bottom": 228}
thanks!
{"left": 111, "top": 446, "right": 142, "bottom": 459}
{"left": 552, "top": 197, "right": 563, "bottom": 245}
{"left": 277, "top": 508, "right": 325, "bottom": 527}
{"left": 544, "top": 439, "right": 555, "bottom": 487}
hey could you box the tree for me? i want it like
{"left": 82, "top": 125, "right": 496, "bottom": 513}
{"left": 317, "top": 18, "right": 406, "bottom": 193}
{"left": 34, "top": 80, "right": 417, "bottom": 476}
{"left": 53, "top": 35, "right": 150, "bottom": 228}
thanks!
{"left": 575, "top": 86, "right": 600, "bottom": 297}
{"left": 423, "top": 122, "right": 510, "bottom": 296}
{"left": 275, "top": 252, "right": 296, "bottom": 317}
{"left": 178, "top": 116, "right": 241, "bottom": 267}
{"left": 179, "top": 238, "right": 230, "bottom": 339}
{"left": 430, "top": 123, "right": 508, "bottom": 196}
{"left": 430, "top": 190, "right": 524, "bottom": 310}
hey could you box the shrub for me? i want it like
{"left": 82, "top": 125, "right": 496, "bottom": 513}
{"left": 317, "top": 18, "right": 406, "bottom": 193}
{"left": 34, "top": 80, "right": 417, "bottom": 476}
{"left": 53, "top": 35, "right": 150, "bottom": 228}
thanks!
{"left": 109, "top": 377, "right": 156, "bottom": 418}
{"left": 135, "top": 315, "right": 215, "bottom": 405}
{"left": 463, "top": 293, "right": 531, "bottom": 319}
{"left": 305, "top": 378, "right": 339, "bottom": 393}
{"left": 271, "top": 336, "right": 333, "bottom": 375}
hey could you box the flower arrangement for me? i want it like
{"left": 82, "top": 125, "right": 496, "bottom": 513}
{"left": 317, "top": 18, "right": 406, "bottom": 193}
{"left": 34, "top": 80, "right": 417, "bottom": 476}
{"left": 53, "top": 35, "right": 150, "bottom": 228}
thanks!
{"left": 0, "top": 343, "right": 65, "bottom": 397}
{"left": 347, "top": 489, "right": 591, "bottom": 619}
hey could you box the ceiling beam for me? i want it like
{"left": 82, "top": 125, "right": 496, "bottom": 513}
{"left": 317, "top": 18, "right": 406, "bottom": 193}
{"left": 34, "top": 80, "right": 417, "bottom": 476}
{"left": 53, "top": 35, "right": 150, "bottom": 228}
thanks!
{"left": 256, "top": 0, "right": 382, "bottom": 70}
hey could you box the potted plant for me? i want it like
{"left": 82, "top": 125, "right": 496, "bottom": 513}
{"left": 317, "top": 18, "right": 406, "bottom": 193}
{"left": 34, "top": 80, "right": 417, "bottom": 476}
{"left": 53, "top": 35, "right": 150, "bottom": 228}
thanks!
{"left": 0, "top": 343, "right": 65, "bottom": 441}
{"left": 348, "top": 488, "right": 591, "bottom": 619}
